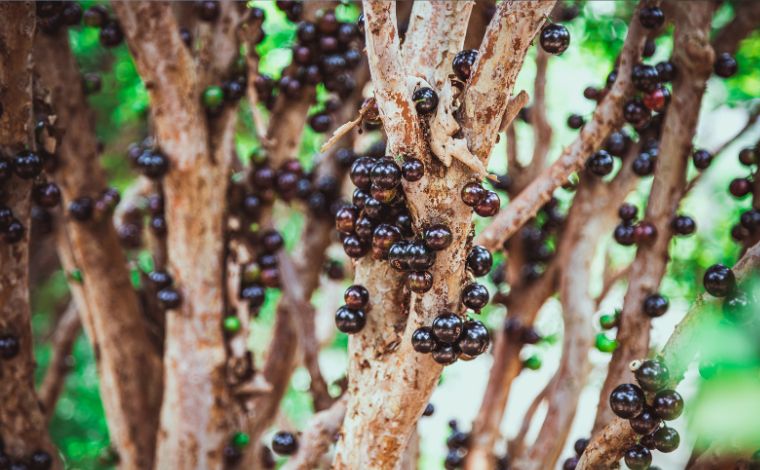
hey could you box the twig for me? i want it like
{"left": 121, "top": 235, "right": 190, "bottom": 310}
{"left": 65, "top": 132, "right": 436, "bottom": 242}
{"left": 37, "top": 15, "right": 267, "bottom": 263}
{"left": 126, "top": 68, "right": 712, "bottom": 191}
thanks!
{"left": 499, "top": 90, "right": 530, "bottom": 133}
{"left": 238, "top": 6, "right": 270, "bottom": 145}
{"left": 579, "top": 240, "right": 760, "bottom": 469}
{"left": 595, "top": 264, "right": 632, "bottom": 309}
{"left": 711, "top": 1, "right": 760, "bottom": 55}
{"left": 508, "top": 377, "right": 553, "bottom": 459}
{"left": 592, "top": 1, "right": 715, "bottom": 433}
{"left": 475, "top": 3, "right": 649, "bottom": 252}
{"left": 39, "top": 301, "right": 81, "bottom": 417}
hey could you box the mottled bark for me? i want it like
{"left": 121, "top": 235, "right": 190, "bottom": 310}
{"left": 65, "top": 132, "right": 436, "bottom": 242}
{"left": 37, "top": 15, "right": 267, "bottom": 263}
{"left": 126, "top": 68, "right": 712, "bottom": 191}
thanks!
{"left": 0, "top": 3, "right": 58, "bottom": 464}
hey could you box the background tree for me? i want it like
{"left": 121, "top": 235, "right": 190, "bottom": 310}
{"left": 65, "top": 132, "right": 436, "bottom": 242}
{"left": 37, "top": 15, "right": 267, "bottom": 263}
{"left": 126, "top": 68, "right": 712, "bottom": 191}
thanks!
{"left": 0, "top": 1, "right": 759, "bottom": 469}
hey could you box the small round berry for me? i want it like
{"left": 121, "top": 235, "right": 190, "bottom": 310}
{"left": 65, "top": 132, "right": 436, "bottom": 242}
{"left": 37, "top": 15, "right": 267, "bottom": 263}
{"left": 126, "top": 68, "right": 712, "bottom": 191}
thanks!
{"left": 623, "top": 99, "right": 651, "bottom": 127}
{"left": 349, "top": 156, "right": 375, "bottom": 190}
{"left": 643, "top": 86, "right": 670, "bottom": 112}
{"left": 703, "top": 264, "right": 736, "bottom": 297}
{"left": 714, "top": 52, "right": 738, "bottom": 78}
{"left": 583, "top": 86, "right": 600, "bottom": 101}
{"left": 32, "top": 182, "right": 61, "bottom": 208}
{"left": 99, "top": 20, "right": 124, "bottom": 48}
{"left": 629, "top": 406, "right": 661, "bottom": 435}
{"left": 432, "top": 343, "right": 460, "bottom": 365}
{"left": 412, "top": 326, "right": 436, "bottom": 353}
{"left": 609, "top": 383, "right": 645, "bottom": 419}
{"left": 223, "top": 444, "right": 242, "bottom": 465}
{"left": 260, "top": 230, "right": 284, "bottom": 253}
{"left": 452, "top": 49, "right": 478, "bottom": 81}
{"left": 388, "top": 241, "right": 412, "bottom": 272}
{"left": 539, "top": 23, "right": 570, "bottom": 55}
{"left": 671, "top": 215, "right": 696, "bottom": 236}
{"left": 149, "top": 270, "right": 174, "bottom": 289}
{"left": 624, "top": 444, "right": 652, "bottom": 470}
{"left": 370, "top": 157, "right": 402, "bottom": 189}
{"left": 466, "top": 245, "right": 492, "bottom": 277}
{"left": 652, "top": 389, "right": 683, "bottom": 421}
{"left": 643, "top": 293, "right": 669, "bottom": 318}
{"left": 595, "top": 333, "right": 618, "bottom": 353}
{"left": 632, "top": 152, "right": 656, "bottom": 176}
{"left": 567, "top": 114, "right": 585, "bottom": 129}
{"left": 635, "top": 359, "right": 669, "bottom": 392}
{"left": 401, "top": 158, "right": 424, "bottom": 181}
{"left": 562, "top": 457, "right": 579, "bottom": 470}
{"left": 423, "top": 224, "right": 453, "bottom": 251}
{"left": 643, "top": 38, "right": 656, "bottom": 58}
{"left": 461, "top": 182, "right": 486, "bottom": 206}
{"left": 432, "top": 312, "right": 463, "bottom": 344}
{"left": 29, "top": 449, "right": 53, "bottom": 470}
{"left": 632, "top": 63, "right": 660, "bottom": 93}
{"left": 574, "top": 438, "right": 590, "bottom": 456}
{"left": 12, "top": 150, "right": 43, "bottom": 179}
{"left": 407, "top": 242, "right": 436, "bottom": 271}
{"left": 0, "top": 335, "right": 20, "bottom": 359}
{"left": 309, "top": 113, "right": 332, "bottom": 133}
{"left": 653, "top": 426, "right": 680, "bottom": 453}
{"left": 722, "top": 291, "right": 753, "bottom": 324}
{"left": 344, "top": 284, "right": 369, "bottom": 310}
{"left": 136, "top": 150, "right": 170, "bottom": 179}
{"left": 406, "top": 271, "right": 433, "bottom": 294}
{"left": 638, "top": 6, "right": 664, "bottom": 29}
{"left": 157, "top": 287, "right": 182, "bottom": 310}
{"left": 335, "top": 305, "right": 366, "bottom": 334}
{"left": 656, "top": 60, "right": 677, "bottom": 82}
{"left": 586, "top": 150, "right": 614, "bottom": 176}
{"left": 474, "top": 190, "right": 500, "bottom": 217}
{"left": 334, "top": 205, "right": 358, "bottom": 234}
{"left": 457, "top": 320, "right": 489, "bottom": 356}
{"left": 692, "top": 149, "right": 712, "bottom": 170}
{"left": 271, "top": 431, "right": 298, "bottom": 455}
{"left": 614, "top": 224, "right": 636, "bottom": 246}
{"left": 729, "top": 178, "right": 752, "bottom": 198}
{"left": 461, "top": 283, "right": 489, "bottom": 311}
{"left": 634, "top": 221, "right": 657, "bottom": 245}
{"left": 738, "top": 147, "right": 757, "bottom": 166}
{"left": 342, "top": 234, "right": 369, "bottom": 258}
{"left": 422, "top": 403, "right": 435, "bottom": 417}
{"left": 317, "top": 9, "right": 338, "bottom": 34}
{"left": 196, "top": 0, "right": 220, "bottom": 21}
{"left": 523, "top": 354, "right": 542, "bottom": 370}
{"left": 241, "top": 284, "right": 266, "bottom": 308}
{"left": 68, "top": 197, "right": 94, "bottom": 222}
{"left": 202, "top": 85, "right": 225, "bottom": 112}
{"left": 618, "top": 203, "right": 638, "bottom": 222}
{"left": 412, "top": 87, "right": 438, "bottom": 115}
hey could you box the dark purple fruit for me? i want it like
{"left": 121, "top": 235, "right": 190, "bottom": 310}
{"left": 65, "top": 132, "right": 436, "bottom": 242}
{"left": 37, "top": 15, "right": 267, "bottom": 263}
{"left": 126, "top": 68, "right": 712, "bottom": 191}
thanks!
{"left": 586, "top": 150, "right": 614, "bottom": 176}
{"left": 643, "top": 293, "right": 669, "bottom": 318}
{"left": 271, "top": 431, "right": 298, "bottom": 455}
{"left": 344, "top": 284, "right": 369, "bottom": 310}
{"left": 412, "top": 87, "right": 438, "bottom": 115}
{"left": 671, "top": 215, "right": 696, "bottom": 236}
{"left": 635, "top": 359, "right": 669, "bottom": 392}
{"left": 609, "top": 383, "right": 645, "bottom": 419}
{"left": 335, "top": 306, "right": 366, "bottom": 333}
{"left": 703, "top": 264, "right": 735, "bottom": 297}
{"left": 423, "top": 224, "right": 453, "bottom": 251}
{"left": 432, "top": 312, "right": 463, "bottom": 344}
{"left": 540, "top": 23, "right": 570, "bottom": 55}
{"left": 406, "top": 271, "right": 433, "bottom": 293}
{"left": 714, "top": 52, "right": 738, "bottom": 78}
{"left": 412, "top": 326, "right": 436, "bottom": 353}
{"left": 474, "top": 190, "right": 500, "bottom": 217}
{"left": 402, "top": 158, "right": 424, "bottom": 181}
{"left": 638, "top": 6, "right": 664, "bottom": 29}
{"left": 466, "top": 245, "right": 492, "bottom": 277}
{"left": 12, "top": 150, "right": 43, "bottom": 179}
{"left": 461, "top": 283, "right": 489, "bottom": 311}
{"left": 432, "top": 343, "right": 460, "bottom": 365}
{"left": 653, "top": 426, "right": 680, "bottom": 453}
{"left": 624, "top": 444, "right": 652, "bottom": 470}
{"left": 652, "top": 389, "right": 683, "bottom": 421}
{"left": 629, "top": 406, "right": 661, "bottom": 435}
{"left": 458, "top": 320, "right": 489, "bottom": 356}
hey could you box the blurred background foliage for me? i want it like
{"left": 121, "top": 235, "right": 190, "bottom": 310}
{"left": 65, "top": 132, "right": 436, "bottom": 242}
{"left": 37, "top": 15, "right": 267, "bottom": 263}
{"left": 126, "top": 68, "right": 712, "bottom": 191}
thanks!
{"left": 29, "top": 1, "right": 758, "bottom": 468}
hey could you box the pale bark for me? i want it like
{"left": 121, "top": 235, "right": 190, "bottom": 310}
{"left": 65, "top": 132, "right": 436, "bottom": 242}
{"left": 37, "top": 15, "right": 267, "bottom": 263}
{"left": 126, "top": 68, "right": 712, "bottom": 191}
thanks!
{"left": 282, "top": 398, "right": 347, "bottom": 470}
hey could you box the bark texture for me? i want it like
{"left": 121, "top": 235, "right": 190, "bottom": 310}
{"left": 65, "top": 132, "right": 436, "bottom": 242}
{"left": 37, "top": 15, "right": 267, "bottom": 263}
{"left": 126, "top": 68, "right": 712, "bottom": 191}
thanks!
{"left": 34, "top": 29, "right": 163, "bottom": 469}
{"left": 0, "top": 3, "right": 58, "bottom": 464}
{"left": 592, "top": 0, "right": 715, "bottom": 433}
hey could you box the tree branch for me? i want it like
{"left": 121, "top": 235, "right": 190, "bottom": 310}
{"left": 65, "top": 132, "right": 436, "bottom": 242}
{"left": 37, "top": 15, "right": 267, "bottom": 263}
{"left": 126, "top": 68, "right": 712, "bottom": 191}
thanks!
{"left": 39, "top": 301, "right": 80, "bottom": 417}
{"left": 282, "top": 397, "right": 347, "bottom": 470}
{"left": 592, "top": 1, "right": 715, "bottom": 433}
{"left": 579, "top": 240, "right": 760, "bottom": 469}
{"left": 476, "top": 3, "right": 650, "bottom": 251}
{"left": 711, "top": 1, "right": 760, "bottom": 55}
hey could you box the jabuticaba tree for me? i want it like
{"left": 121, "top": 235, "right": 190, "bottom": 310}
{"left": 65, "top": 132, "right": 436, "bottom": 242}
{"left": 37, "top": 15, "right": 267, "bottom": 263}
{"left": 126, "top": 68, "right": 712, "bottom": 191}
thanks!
{"left": 0, "top": 1, "right": 759, "bottom": 469}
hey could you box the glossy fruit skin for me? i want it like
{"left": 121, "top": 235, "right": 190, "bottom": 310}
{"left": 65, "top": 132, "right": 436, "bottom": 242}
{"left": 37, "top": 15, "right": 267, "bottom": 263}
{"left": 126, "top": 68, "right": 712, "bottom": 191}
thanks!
{"left": 388, "top": 241, "right": 412, "bottom": 271}
{"left": 32, "top": 182, "right": 61, "bottom": 208}
{"left": 653, "top": 426, "right": 680, "bottom": 453}
{"left": 609, "top": 383, "right": 645, "bottom": 419}
{"left": 335, "top": 306, "right": 366, "bottom": 333}
{"left": 714, "top": 52, "right": 738, "bottom": 78}
{"left": 334, "top": 205, "right": 357, "bottom": 234}
{"left": 643, "top": 86, "right": 669, "bottom": 112}
{"left": 342, "top": 234, "right": 368, "bottom": 258}
{"left": 458, "top": 320, "right": 490, "bottom": 356}
{"left": 540, "top": 23, "right": 570, "bottom": 54}
{"left": 634, "top": 221, "right": 657, "bottom": 245}
{"left": 370, "top": 158, "right": 401, "bottom": 189}
{"left": 241, "top": 285, "right": 265, "bottom": 309}
{"left": 738, "top": 147, "right": 757, "bottom": 166}
{"left": 703, "top": 264, "right": 736, "bottom": 297}
{"left": 652, "top": 389, "right": 683, "bottom": 420}
{"left": 12, "top": 150, "right": 43, "bottom": 179}
{"left": 0, "top": 335, "right": 20, "bottom": 359}
{"left": 632, "top": 63, "right": 660, "bottom": 92}
{"left": 623, "top": 99, "right": 651, "bottom": 127}
{"left": 586, "top": 150, "right": 614, "bottom": 176}
{"left": 671, "top": 215, "right": 696, "bottom": 236}
{"left": 624, "top": 444, "right": 652, "bottom": 470}
{"left": 29, "top": 449, "right": 53, "bottom": 470}
{"left": 406, "top": 271, "right": 433, "bottom": 293}
{"left": 149, "top": 270, "right": 174, "bottom": 289}
{"left": 68, "top": 197, "right": 94, "bottom": 222}
{"left": 412, "top": 326, "right": 436, "bottom": 353}
{"left": 629, "top": 406, "right": 661, "bottom": 435}
{"left": 639, "top": 6, "right": 664, "bottom": 29}
{"left": 618, "top": 203, "right": 638, "bottom": 222}
{"left": 562, "top": 457, "right": 579, "bottom": 470}
{"left": 196, "top": 0, "right": 220, "bottom": 21}
{"left": 401, "top": 158, "right": 424, "bottom": 181}
{"left": 349, "top": 156, "right": 375, "bottom": 190}
{"left": 271, "top": 431, "right": 298, "bottom": 455}
{"left": 567, "top": 114, "right": 585, "bottom": 129}
{"left": 344, "top": 284, "right": 369, "bottom": 310}
{"left": 461, "top": 182, "right": 485, "bottom": 206}
{"left": 462, "top": 283, "right": 489, "bottom": 311}
{"left": 413, "top": 87, "right": 439, "bottom": 115}
{"left": 723, "top": 291, "right": 753, "bottom": 323}
{"left": 467, "top": 245, "right": 493, "bottom": 277}
{"left": 614, "top": 224, "right": 636, "bottom": 246}
{"left": 137, "top": 150, "right": 170, "bottom": 179}
{"left": 574, "top": 438, "right": 590, "bottom": 456}
{"left": 452, "top": 49, "right": 478, "bottom": 81}
{"left": 309, "top": 112, "right": 332, "bottom": 132}
{"left": 632, "top": 152, "right": 655, "bottom": 176}
{"left": 407, "top": 242, "right": 436, "bottom": 271}
{"left": 99, "top": 21, "right": 124, "bottom": 48}
{"left": 371, "top": 224, "right": 401, "bottom": 259}
{"left": 423, "top": 224, "right": 453, "bottom": 251}
{"left": 432, "top": 343, "right": 460, "bottom": 365}
{"left": 474, "top": 190, "right": 500, "bottom": 217}
{"left": 157, "top": 287, "right": 182, "bottom": 310}
{"left": 635, "top": 359, "right": 669, "bottom": 392}
{"left": 432, "top": 312, "right": 463, "bottom": 344}
{"left": 656, "top": 61, "right": 677, "bottom": 82}
{"left": 643, "top": 293, "right": 669, "bottom": 318}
